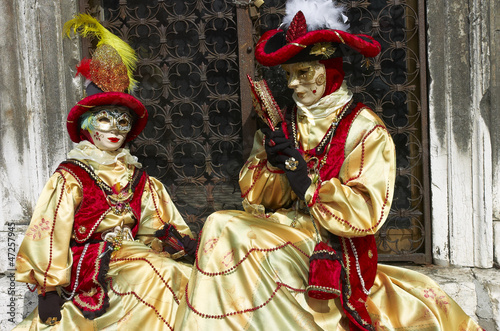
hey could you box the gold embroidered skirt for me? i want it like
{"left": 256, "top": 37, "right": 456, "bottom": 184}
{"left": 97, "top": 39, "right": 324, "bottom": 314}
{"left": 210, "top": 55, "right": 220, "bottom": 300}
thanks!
{"left": 14, "top": 240, "right": 192, "bottom": 330}
{"left": 176, "top": 210, "right": 482, "bottom": 330}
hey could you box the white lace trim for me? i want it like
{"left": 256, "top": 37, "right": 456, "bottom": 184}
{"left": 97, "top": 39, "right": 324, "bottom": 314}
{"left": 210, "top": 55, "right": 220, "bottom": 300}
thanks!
{"left": 67, "top": 141, "right": 142, "bottom": 168}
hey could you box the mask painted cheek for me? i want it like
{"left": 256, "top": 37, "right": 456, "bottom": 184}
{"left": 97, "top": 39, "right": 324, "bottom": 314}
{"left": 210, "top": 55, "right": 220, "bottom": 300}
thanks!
{"left": 92, "top": 131, "right": 103, "bottom": 141}
{"left": 315, "top": 73, "right": 326, "bottom": 86}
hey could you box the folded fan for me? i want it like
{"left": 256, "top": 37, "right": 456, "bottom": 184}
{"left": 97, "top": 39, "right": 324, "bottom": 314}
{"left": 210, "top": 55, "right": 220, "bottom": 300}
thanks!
{"left": 247, "top": 75, "right": 289, "bottom": 138}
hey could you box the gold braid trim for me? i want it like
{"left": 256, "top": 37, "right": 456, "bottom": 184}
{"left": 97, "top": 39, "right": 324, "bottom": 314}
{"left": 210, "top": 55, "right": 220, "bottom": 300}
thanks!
{"left": 341, "top": 237, "right": 351, "bottom": 297}
{"left": 312, "top": 249, "right": 339, "bottom": 256}
{"left": 288, "top": 42, "right": 307, "bottom": 48}
{"left": 333, "top": 31, "right": 345, "bottom": 44}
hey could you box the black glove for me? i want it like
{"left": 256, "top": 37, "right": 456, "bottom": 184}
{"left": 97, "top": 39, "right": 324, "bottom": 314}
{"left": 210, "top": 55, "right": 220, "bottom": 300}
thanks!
{"left": 38, "top": 291, "right": 63, "bottom": 325}
{"left": 261, "top": 126, "right": 292, "bottom": 170}
{"left": 274, "top": 146, "right": 311, "bottom": 200}
{"left": 169, "top": 226, "right": 197, "bottom": 257}
{"left": 261, "top": 126, "right": 311, "bottom": 200}
{"left": 154, "top": 224, "right": 197, "bottom": 257}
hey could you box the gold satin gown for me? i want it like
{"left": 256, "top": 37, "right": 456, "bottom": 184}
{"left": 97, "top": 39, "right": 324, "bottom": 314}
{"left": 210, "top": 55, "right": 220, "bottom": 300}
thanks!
{"left": 14, "top": 142, "right": 193, "bottom": 330}
{"left": 175, "top": 87, "right": 483, "bottom": 330}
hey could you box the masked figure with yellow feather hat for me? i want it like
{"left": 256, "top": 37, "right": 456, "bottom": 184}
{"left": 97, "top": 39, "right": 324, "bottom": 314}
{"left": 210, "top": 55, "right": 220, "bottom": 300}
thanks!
{"left": 14, "top": 15, "right": 196, "bottom": 330}
{"left": 176, "top": 1, "right": 483, "bottom": 330}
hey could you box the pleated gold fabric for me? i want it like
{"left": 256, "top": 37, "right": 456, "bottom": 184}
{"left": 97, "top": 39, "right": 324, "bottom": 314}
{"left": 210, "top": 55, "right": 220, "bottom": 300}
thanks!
{"left": 175, "top": 101, "right": 483, "bottom": 330}
{"left": 15, "top": 144, "right": 193, "bottom": 330}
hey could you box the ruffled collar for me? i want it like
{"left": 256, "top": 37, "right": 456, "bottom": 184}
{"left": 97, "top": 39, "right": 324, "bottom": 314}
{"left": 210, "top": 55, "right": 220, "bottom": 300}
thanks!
{"left": 67, "top": 141, "right": 142, "bottom": 168}
{"left": 294, "top": 81, "right": 353, "bottom": 120}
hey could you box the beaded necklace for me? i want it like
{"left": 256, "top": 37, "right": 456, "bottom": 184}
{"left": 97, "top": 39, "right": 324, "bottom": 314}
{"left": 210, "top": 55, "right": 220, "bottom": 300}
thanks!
{"left": 68, "top": 159, "right": 137, "bottom": 215}
{"left": 291, "top": 99, "right": 352, "bottom": 184}
{"left": 290, "top": 100, "right": 352, "bottom": 233}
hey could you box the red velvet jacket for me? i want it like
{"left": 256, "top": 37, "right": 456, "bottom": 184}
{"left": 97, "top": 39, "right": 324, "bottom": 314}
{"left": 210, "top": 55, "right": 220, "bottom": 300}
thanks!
{"left": 56, "top": 160, "right": 147, "bottom": 319}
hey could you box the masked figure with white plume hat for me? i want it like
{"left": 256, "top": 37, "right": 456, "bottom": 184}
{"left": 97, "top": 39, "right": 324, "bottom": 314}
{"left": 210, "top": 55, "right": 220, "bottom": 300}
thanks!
{"left": 176, "top": 1, "right": 483, "bottom": 330}
{"left": 14, "top": 14, "right": 196, "bottom": 330}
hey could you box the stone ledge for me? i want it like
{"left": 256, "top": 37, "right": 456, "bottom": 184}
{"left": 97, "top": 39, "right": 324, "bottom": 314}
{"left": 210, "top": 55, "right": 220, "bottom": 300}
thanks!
{"left": 395, "top": 264, "right": 500, "bottom": 331}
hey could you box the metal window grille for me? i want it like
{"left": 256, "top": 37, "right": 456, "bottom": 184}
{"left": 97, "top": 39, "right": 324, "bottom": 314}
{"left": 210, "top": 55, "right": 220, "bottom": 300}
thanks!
{"left": 79, "top": 0, "right": 430, "bottom": 263}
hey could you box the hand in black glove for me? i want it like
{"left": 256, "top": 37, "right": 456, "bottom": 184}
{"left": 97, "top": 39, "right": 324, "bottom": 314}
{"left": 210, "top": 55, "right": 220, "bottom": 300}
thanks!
{"left": 260, "top": 126, "right": 292, "bottom": 170}
{"left": 168, "top": 225, "right": 197, "bottom": 257}
{"left": 38, "top": 291, "right": 63, "bottom": 325}
{"left": 155, "top": 224, "right": 197, "bottom": 257}
{"left": 274, "top": 146, "right": 312, "bottom": 200}
{"left": 260, "top": 126, "right": 311, "bottom": 200}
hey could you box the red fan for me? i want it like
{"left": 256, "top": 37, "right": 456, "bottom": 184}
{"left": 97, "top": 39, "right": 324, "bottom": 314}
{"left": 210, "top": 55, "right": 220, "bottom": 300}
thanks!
{"left": 247, "top": 74, "right": 289, "bottom": 138}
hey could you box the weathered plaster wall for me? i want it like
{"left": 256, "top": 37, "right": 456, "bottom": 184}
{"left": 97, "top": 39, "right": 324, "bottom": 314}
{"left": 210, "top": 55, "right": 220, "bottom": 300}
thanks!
{"left": 427, "top": 0, "right": 495, "bottom": 268}
{"left": 0, "top": 0, "right": 79, "bottom": 329}
{"left": 489, "top": 0, "right": 500, "bottom": 268}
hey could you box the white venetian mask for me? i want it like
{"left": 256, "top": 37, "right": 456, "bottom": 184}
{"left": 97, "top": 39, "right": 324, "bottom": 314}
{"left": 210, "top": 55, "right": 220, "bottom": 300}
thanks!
{"left": 282, "top": 61, "right": 326, "bottom": 107}
{"left": 85, "top": 106, "right": 133, "bottom": 151}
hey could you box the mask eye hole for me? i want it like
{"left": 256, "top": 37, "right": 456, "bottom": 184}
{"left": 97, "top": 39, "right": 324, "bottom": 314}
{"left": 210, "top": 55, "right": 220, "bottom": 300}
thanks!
{"left": 299, "top": 69, "right": 309, "bottom": 78}
{"left": 116, "top": 113, "right": 132, "bottom": 132}
{"left": 98, "top": 117, "right": 111, "bottom": 124}
{"left": 93, "top": 110, "right": 113, "bottom": 131}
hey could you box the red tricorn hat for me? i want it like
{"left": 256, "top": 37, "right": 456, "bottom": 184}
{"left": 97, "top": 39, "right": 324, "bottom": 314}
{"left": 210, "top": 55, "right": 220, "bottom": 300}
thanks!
{"left": 255, "top": 1, "right": 381, "bottom": 67}
{"left": 64, "top": 14, "right": 148, "bottom": 143}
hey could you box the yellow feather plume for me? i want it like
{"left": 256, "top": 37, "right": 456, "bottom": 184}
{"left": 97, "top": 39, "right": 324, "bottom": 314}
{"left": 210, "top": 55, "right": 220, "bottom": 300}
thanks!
{"left": 64, "top": 14, "right": 138, "bottom": 91}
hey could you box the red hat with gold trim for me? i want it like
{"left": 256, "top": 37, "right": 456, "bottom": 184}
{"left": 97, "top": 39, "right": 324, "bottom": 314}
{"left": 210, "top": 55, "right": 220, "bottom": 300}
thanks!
{"left": 64, "top": 14, "right": 147, "bottom": 143}
{"left": 255, "top": 0, "right": 381, "bottom": 67}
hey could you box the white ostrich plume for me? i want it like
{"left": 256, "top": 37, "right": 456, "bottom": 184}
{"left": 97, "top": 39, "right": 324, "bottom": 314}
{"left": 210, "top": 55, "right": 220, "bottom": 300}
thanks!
{"left": 282, "top": 0, "right": 349, "bottom": 32}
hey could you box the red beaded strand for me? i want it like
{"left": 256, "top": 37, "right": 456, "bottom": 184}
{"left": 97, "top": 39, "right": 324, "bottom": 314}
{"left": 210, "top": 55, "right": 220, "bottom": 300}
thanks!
{"left": 185, "top": 281, "right": 305, "bottom": 319}
{"left": 344, "top": 124, "right": 385, "bottom": 185}
{"left": 110, "top": 257, "right": 180, "bottom": 304}
{"left": 313, "top": 124, "right": 392, "bottom": 233}
{"left": 148, "top": 178, "right": 166, "bottom": 225}
{"left": 41, "top": 171, "right": 67, "bottom": 295}
{"left": 316, "top": 183, "right": 390, "bottom": 233}
{"left": 108, "top": 278, "right": 174, "bottom": 331}
{"left": 241, "top": 160, "right": 266, "bottom": 198}
{"left": 195, "top": 237, "right": 310, "bottom": 277}
{"left": 265, "top": 162, "right": 285, "bottom": 174}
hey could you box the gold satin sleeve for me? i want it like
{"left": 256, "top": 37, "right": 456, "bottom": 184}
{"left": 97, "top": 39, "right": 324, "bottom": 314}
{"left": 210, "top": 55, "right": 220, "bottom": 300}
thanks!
{"left": 135, "top": 176, "right": 194, "bottom": 244}
{"left": 15, "top": 171, "right": 80, "bottom": 287}
{"left": 308, "top": 109, "right": 396, "bottom": 237}
{"left": 240, "top": 109, "right": 395, "bottom": 237}
{"left": 239, "top": 130, "right": 294, "bottom": 210}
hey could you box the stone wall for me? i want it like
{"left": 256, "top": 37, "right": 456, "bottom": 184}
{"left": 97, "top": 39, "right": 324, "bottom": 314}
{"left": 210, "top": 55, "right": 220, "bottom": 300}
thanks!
{"left": 488, "top": 0, "right": 500, "bottom": 269}
{"left": 427, "top": 0, "right": 495, "bottom": 268}
{"left": 425, "top": 0, "right": 500, "bottom": 327}
{"left": 0, "top": 0, "right": 79, "bottom": 329}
